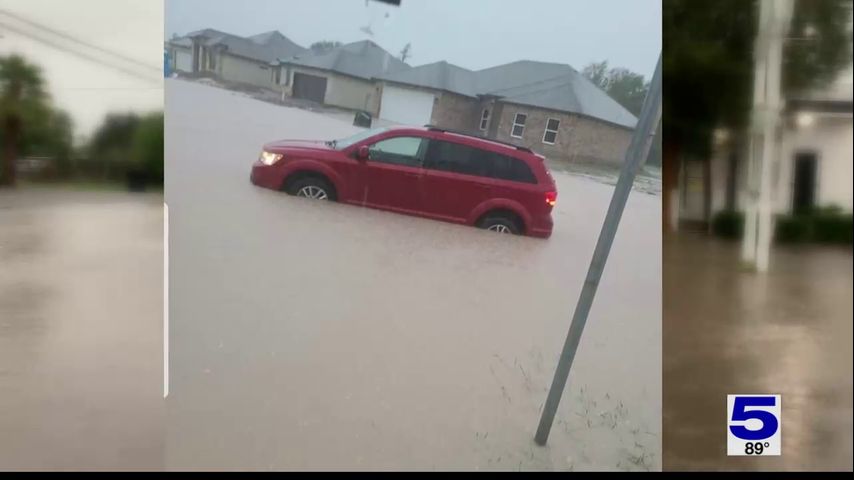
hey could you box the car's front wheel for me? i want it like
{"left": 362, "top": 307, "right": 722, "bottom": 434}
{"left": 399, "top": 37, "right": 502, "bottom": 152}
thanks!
{"left": 286, "top": 176, "right": 335, "bottom": 201}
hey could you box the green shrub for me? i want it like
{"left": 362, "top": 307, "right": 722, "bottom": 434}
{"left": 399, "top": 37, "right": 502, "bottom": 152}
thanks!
{"left": 775, "top": 215, "right": 812, "bottom": 243}
{"left": 712, "top": 210, "right": 744, "bottom": 239}
{"left": 132, "top": 112, "right": 164, "bottom": 186}
{"left": 812, "top": 211, "right": 853, "bottom": 244}
{"left": 710, "top": 206, "right": 852, "bottom": 245}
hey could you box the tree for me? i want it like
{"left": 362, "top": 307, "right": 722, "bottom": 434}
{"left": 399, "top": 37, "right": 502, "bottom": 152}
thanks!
{"left": 399, "top": 42, "right": 412, "bottom": 62}
{"left": 582, "top": 61, "right": 610, "bottom": 91}
{"left": 662, "top": 0, "right": 852, "bottom": 229}
{"left": 309, "top": 40, "right": 342, "bottom": 54}
{"left": 605, "top": 68, "right": 649, "bottom": 117}
{"left": 88, "top": 113, "right": 141, "bottom": 180}
{"left": 0, "top": 55, "right": 49, "bottom": 186}
{"left": 23, "top": 109, "right": 74, "bottom": 178}
{"left": 582, "top": 61, "right": 650, "bottom": 116}
{"left": 132, "top": 112, "right": 164, "bottom": 186}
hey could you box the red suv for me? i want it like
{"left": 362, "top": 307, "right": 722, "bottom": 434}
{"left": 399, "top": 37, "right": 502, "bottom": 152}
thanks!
{"left": 250, "top": 125, "right": 556, "bottom": 237}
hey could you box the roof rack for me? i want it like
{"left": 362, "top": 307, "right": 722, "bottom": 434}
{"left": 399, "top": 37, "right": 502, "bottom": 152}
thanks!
{"left": 424, "top": 125, "right": 534, "bottom": 154}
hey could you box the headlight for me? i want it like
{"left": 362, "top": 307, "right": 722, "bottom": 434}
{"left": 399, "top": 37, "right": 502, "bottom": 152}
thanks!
{"left": 259, "top": 151, "right": 283, "bottom": 165}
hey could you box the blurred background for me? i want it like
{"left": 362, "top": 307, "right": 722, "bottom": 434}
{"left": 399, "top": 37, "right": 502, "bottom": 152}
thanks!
{"left": 1, "top": 1, "right": 163, "bottom": 187}
{"left": 662, "top": 0, "right": 852, "bottom": 471}
{"left": 1, "top": 0, "right": 163, "bottom": 471}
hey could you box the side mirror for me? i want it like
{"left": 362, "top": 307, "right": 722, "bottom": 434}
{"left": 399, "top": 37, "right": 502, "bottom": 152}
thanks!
{"left": 356, "top": 145, "right": 370, "bottom": 161}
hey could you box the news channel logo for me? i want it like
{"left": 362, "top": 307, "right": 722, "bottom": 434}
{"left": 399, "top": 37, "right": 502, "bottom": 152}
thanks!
{"left": 727, "top": 394, "right": 781, "bottom": 456}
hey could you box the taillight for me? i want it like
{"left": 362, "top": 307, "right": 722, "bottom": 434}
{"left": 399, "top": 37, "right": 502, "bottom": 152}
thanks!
{"left": 545, "top": 191, "right": 557, "bottom": 207}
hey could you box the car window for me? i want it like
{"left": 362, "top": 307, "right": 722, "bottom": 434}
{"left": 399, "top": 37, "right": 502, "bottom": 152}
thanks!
{"left": 490, "top": 153, "right": 538, "bottom": 184}
{"left": 368, "top": 136, "right": 425, "bottom": 167}
{"left": 424, "top": 140, "right": 492, "bottom": 177}
{"left": 334, "top": 127, "right": 388, "bottom": 150}
{"left": 425, "top": 140, "right": 537, "bottom": 183}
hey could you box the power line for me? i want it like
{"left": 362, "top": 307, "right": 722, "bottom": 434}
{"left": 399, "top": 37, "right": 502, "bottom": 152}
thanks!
{"left": 55, "top": 87, "right": 163, "bottom": 91}
{"left": 0, "top": 8, "right": 160, "bottom": 74}
{"left": 0, "top": 20, "right": 162, "bottom": 86}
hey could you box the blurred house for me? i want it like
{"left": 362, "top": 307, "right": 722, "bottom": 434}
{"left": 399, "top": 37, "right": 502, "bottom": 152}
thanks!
{"left": 675, "top": 65, "right": 853, "bottom": 229}
{"left": 374, "top": 60, "right": 638, "bottom": 166}
{"left": 273, "top": 40, "right": 410, "bottom": 114}
{"left": 166, "top": 29, "right": 638, "bottom": 167}
{"left": 166, "top": 29, "right": 306, "bottom": 88}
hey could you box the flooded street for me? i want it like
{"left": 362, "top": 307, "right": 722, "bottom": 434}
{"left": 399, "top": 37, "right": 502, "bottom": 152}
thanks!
{"left": 0, "top": 188, "right": 163, "bottom": 471}
{"left": 663, "top": 233, "right": 853, "bottom": 471}
{"left": 165, "top": 79, "right": 661, "bottom": 471}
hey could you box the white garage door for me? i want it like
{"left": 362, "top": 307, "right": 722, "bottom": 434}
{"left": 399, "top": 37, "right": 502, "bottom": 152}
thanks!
{"left": 175, "top": 50, "right": 192, "bottom": 72}
{"left": 379, "top": 86, "right": 435, "bottom": 126}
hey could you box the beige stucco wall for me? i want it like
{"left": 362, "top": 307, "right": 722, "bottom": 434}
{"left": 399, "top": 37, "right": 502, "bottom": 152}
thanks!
{"left": 777, "top": 115, "right": 854, "bottom": 213}
{"left": 169, "top": 45, "right": 192, "bottom": 72}
{"left": 706, "top": 114, "right": 853, "bottom": 219}
{"left": 219, "top": 54, "right": 275, "bottom": 89}
{"left": 281, "top": 66, "right": 380, "bottom": 114}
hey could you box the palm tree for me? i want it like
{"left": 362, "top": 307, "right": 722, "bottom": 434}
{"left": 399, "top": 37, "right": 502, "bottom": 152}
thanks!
{"left": 1, "top": 54, "right": 47, "bottom": 186}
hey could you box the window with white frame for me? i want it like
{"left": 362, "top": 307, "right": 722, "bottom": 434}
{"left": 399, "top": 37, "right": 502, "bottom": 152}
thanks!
{"left": 479, "top": 108, "right": 490, "bottom": 131}
{"left": 511, "top": 113, "right": 527, "bottom": 138}
{"left": 542, "top": 118, "right": 560, "bottom": 144}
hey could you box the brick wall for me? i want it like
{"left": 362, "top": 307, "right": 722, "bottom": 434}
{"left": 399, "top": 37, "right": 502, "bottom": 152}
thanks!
{"left": 429, "top": 91, "right": 481, "bottom": 134}
{"left": 491, "top": 103, "right": 634, "bottom": 166}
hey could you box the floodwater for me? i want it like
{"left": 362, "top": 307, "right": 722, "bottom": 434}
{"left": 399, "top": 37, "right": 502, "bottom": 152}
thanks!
{"left": 165, "top": 79, "right": 662, "bottom": 471}
{"left": 663, "top": 232, "right": 853, "bottom": 471}
{"left": 0, "top": 188, "right": 163, "bottom": 471}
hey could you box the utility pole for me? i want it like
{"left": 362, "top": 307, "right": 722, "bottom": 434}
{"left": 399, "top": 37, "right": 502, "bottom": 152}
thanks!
{"left": 741, "top": 0, "right": 794, "bottom": 272}
{"left": 534, "top": 54, "right": 662, "bottom": 446}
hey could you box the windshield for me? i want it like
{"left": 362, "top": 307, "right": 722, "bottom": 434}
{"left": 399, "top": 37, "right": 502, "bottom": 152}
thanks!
{"left": 331, "top": 127, "right": 388, "bottom": 150}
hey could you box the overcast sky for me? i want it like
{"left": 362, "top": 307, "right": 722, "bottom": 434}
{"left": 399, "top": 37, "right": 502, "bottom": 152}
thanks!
{"left": 0, "top": 0, "right": 660, "bottom": 139}
{"left": 1, "top": 0, "right": 163, "bottom": 140}
{"left": 165, "top": 0, "right": 661, "bottom": 78}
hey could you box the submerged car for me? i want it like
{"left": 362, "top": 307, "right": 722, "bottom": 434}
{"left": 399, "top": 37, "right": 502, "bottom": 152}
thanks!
{"left": 250, "top": 125, "right": 557, "bottom": 237}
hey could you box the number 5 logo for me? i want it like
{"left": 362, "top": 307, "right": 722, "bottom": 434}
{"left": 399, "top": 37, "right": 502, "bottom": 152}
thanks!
{"left": 729, "top": 396, "right": 779, "bottom": 440}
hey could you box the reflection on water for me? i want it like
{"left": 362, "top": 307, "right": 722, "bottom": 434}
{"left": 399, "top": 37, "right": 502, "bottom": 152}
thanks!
{"left": 0, "top": 188, "right": 163, "bottom": 471}
{"left": 663, "top": 232, "right": 853, "bottom": 471}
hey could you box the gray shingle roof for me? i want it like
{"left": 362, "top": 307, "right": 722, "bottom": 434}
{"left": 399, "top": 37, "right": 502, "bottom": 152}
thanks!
{"left": 379, "top": 61, "right": 478, "bottom": 97}
{"left": 171, "top": 28, "right": 306, "bottom": 64}
{"left": 280, "top": 40, "right": 410, "bottom": 80}
{"left": 379, "top": 59, "right": 638, "bottom": 129}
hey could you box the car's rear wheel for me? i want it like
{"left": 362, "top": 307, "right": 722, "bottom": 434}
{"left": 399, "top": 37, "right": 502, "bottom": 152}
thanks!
{"left": 286, "top": 176, "right": 335, "bottom": 201}
{"left": 478, "top": 214, "right": 521, "bottom": 235}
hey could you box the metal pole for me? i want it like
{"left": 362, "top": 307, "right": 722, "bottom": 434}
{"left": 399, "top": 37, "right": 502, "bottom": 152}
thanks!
{"left": 755, "top": 0, "right": 793, "bottom": 272}
{"left": 534, "top": 54, "right": 662, "bottom": 446}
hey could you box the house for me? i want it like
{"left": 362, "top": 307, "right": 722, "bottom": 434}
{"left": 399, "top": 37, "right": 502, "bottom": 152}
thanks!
{"left": 675, "top": 65, "right": 853, "bottom": 230}
{"left": 373, "top": 60, "right": 638, "bottom": 166}
{"left": 166, "top": 29, "right": 306, "bottom": 89}
{"left": 273, "top": 40, "right": 410, "bottom": 114}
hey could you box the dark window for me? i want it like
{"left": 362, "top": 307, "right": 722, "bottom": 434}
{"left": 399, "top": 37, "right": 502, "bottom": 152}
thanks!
{"left": 425, "top": 140, "right": 537, "bottom": 183}
{"left": 489, "top": 152, "right": 537, "bottom": 183}
{"left": 543, "top": 118, "right": 560, "bottom": 144}
{"left": 424, "top": 140, "right": 491, "bottom": 176}
{"left": 368, "top": 136, "right": 426, "bottom": 167}
{"left": 479, "top": 109, "right": 490, "bottom": 131}
{"left": 792, "top": 152, "right": 818, "bottom": 213}
{"left": 511, "top": 113, "right": 527, "bottom": 138}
